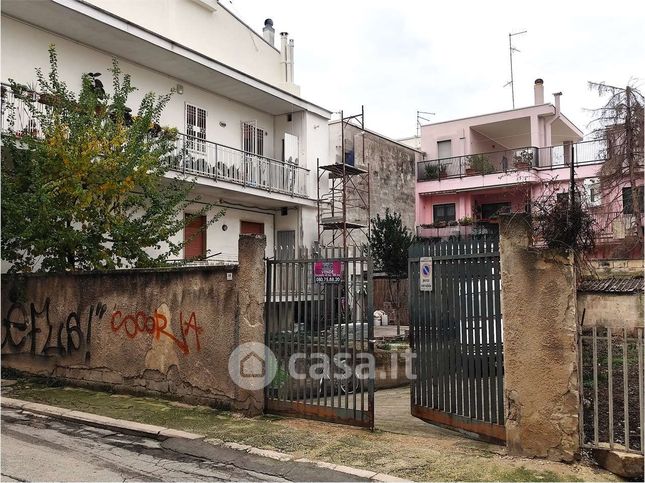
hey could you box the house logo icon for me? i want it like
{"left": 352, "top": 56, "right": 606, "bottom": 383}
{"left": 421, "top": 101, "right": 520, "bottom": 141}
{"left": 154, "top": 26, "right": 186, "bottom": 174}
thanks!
{"left": 228, "top": 342, "right": 276, "bottom": 390}
{"left": 240, "top": 351, "right": 265, "bottom": 378}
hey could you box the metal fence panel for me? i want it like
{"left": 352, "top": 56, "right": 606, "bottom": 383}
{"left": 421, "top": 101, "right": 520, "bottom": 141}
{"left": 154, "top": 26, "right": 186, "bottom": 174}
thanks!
{"left": 579, "top": 325, "right": 644, "bottom": 455}
{"left": 265, "top": 246, "right": 374, "bottom": 428}
{"left": 409, "top": 236, "right": 505, "bottom": 443}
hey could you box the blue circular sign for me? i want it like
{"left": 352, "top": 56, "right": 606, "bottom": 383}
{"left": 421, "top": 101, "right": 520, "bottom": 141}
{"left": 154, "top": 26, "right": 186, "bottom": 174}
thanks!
{"left": 422, "top": 264, "right": 431, "bottom": 276}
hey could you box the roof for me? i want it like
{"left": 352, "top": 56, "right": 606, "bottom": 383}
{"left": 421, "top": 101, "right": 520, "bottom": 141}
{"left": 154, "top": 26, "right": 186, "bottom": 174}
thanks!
{"left": 1, "top": 0, "right": 332, "bottom": 118}
{"left": 578, "top": 277, "right": 644, "bottom": 293}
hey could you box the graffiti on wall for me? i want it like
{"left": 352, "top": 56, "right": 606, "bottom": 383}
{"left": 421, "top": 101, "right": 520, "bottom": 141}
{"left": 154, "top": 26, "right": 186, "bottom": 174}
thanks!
{"left": 1, "top": 298, "right": 107, "bottom": 362}
{"left": 110, "top": 309, "right": 202, "bottom": 355}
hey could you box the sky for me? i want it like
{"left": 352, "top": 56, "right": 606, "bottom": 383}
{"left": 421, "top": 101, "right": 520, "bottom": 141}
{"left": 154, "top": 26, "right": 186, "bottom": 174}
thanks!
{"left": 224, "top": 0, "right": 644, "bottom": 140}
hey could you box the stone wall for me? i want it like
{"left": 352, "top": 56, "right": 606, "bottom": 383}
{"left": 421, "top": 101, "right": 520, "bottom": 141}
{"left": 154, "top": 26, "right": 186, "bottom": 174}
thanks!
{"left": 499, "top": 214, "right": 579, "bottom": 462}
{"left": 328, "top": 121, "right": 421, "bottom": 246}
{"left": 1, "top": 235, "right": 267, "bottom": 415}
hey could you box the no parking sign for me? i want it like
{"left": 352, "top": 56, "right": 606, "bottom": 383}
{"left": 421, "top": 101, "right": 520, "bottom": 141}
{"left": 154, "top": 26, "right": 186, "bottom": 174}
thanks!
{"left": 419, "top": 257, "right": 433, "bottom": 291}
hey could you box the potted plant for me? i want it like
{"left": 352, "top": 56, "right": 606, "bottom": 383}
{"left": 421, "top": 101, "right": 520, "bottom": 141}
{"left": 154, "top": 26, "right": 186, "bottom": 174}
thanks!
{"left": 434, "top": 220, "right": 447, "bottom": 228}
{"left": 423, "top": 163, "right": 447, "bottom": 180}
{"left": 465, "top": 154, "right": 494, "bottom": 175}
{"left": 447, "top": 220, "right": 458, "bottom": 227}
{"left": 513, "top": 149, "right": 534, "bottom": 169}
{"left": 458, "top": 216, "right": 473, "bottom": 226}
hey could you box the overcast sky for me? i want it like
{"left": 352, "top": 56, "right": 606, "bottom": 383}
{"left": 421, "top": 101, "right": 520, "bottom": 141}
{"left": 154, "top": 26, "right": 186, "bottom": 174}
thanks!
{"left": 225, "top": 0, "right": 643, "bottom": 140}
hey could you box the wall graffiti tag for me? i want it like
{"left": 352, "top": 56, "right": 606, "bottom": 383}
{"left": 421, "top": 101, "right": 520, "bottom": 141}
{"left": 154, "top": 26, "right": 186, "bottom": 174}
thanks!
{"left": 1, "top": 298, "right": 107, "bottom": 362}
{"left": 110, "top": 309, "right": 202, "bottom": 355}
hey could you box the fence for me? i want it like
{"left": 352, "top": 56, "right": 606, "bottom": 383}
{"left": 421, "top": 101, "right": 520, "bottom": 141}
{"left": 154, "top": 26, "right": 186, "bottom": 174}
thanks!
{"left": 579, "top": 325, "right": 644, "bottom": 455}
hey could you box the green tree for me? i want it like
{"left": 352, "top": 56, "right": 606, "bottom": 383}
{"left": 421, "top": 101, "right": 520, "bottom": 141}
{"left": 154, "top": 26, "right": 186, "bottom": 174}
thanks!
{"left": 1, "top": 46, "right": 219, "bottom": 272}
{"left": 369, "top": 209, "right": 415, "bottom": 334}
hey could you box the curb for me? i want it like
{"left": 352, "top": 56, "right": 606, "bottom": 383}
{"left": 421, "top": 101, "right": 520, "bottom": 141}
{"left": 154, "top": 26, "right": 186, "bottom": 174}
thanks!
{"left": 1, "top": 397, "right": 409, "bottom": 482}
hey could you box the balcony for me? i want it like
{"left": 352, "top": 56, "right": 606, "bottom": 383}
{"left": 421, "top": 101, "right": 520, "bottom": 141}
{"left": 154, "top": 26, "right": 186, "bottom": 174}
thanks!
{"left": 170, "top": 134, "right": 309, "bottom": 198}
{"left": 591, "top": 211, "right": 643, "bottom": 243}
{"left": 417, "top": 140, "right": 608, "bottom": 182}
{"left": 1, "top": 83, "right": 309, "bottom": 198}
{"left": 416, "top": 222, "right": 499, "bottom": 239}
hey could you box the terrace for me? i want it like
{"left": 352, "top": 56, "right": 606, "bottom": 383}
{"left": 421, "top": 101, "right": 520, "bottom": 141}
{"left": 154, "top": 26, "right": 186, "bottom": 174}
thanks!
{"left": 417, "top": 140, "right": 608, "bottom": 182}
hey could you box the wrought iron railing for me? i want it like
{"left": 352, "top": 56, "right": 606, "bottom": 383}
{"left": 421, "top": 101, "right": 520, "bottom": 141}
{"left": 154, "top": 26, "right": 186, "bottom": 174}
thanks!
{"left": 591, "top": 210, "right": 643, "bottom": 242}
{"left": 417, "top": 140, "right": 608, "bottom": 181}
{"left": 171, "top": 134, "right": 309, "bottom": 197}
{"left": 1, "top": 82, "right": 310, "bottom": 198}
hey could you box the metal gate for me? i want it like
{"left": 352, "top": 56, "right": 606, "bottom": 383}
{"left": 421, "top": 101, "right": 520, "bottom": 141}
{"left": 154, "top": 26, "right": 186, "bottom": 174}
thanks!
{"left": 265, "top": 247, "right": 374, "bottom": 428}
{"left": 408, "top": 237, "right": 505, "bottom": 443}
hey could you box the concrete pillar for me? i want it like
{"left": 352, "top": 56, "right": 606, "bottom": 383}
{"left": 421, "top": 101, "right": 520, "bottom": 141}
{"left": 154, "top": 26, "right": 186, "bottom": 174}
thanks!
{"left": 234, "top": 234, "right": 267, "bottom": 416}
{"left": 530, "top": 114, "right": 541, "bottom": 148}
{"left": 499, "top": 214, "right": 579, "bottom": 462}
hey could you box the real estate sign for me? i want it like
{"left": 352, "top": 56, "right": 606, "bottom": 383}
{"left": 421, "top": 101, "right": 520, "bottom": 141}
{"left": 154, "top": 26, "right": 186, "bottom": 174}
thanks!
{"left": 313, "top": 260, "right": 343, "bottom": 284}
{"left": 419, "top": 257, "right": 433, "bottom": 291}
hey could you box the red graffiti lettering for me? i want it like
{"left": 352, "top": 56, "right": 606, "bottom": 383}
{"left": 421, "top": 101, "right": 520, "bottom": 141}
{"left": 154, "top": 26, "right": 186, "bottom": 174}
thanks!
{"left": 181, "top": 312, "right": 202, "bottom": 352}
{"left": 110, "top": 309, "right": 201, "bottom": 355}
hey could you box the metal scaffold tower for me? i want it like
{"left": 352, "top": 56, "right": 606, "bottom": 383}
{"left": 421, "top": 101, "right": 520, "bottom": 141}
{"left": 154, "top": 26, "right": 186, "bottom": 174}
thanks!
{"left": 317, "top": 106, "right": 371, "bottom": 251}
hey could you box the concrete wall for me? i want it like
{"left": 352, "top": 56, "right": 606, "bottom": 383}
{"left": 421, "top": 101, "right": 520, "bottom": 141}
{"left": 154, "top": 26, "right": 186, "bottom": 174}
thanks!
{"left": 83, "top": 0, "right": 286, "bottom": 89}
{"left": 1, "top": 235, "right": 267, "bottom": 415}
{"left": 499, "top": 214, "right": 579, "bottom": 462}
{"left": 577, "top": 291, "right": 644, "bottom": 331}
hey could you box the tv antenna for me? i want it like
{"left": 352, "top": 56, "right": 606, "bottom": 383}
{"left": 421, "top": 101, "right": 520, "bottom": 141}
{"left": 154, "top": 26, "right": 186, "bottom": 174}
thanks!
{"left": 504, "top": 30, "right": 527, "bottom": 108}
{"left": 416, "top": 110, "right": 435, "bottom": 137}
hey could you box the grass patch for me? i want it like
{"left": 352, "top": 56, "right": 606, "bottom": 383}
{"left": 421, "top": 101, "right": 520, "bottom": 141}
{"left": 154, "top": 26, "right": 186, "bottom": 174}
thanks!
{"left": 4, "top": 378, "right": 618, "bottom": 482}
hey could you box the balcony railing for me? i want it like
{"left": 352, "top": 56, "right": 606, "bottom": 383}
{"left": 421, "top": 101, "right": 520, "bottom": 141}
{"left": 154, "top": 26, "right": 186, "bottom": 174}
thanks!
{"left": 591, "top": 210, "right": 643, "bottom": 242}
{"left": 170, "top": 134, "right": 309, "bottom": 198}
{"left": 416, "top": 223, "right": 499, "bottom": 239}
{"left": 1, "top": 83, "right": 309, "bottom": 198}
{"left": 417, "top": 140, "right": 608, "bottom": 182}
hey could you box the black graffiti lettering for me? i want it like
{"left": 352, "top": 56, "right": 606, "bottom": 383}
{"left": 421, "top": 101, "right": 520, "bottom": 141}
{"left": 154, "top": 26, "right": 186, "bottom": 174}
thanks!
{"left": 1, "top": 303, "right": 29, "bottom": 350}
{"left": 1, "top": 297, "right": 106, "bottom": 358}
{"left": 29, "top": 299, "right": 48, "bottom": 355}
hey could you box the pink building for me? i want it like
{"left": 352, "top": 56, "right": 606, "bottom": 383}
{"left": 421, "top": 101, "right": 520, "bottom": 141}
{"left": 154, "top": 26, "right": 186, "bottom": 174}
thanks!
{"left": 415, "top": 79, "right": 643, "bottom": 259}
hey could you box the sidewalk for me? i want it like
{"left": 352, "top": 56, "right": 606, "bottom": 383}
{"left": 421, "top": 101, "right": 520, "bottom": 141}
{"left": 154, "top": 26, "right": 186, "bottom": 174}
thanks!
{"left": 1, "top": 378, "right": 618, "bottom": 482}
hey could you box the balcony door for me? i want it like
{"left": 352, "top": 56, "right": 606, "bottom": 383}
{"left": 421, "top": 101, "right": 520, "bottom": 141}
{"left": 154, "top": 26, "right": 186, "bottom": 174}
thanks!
{"left": 242, "top": 121, "right": 266, "bottom": 187}
{"left": 186, "top": 104, "right": 207, "bottom": 154}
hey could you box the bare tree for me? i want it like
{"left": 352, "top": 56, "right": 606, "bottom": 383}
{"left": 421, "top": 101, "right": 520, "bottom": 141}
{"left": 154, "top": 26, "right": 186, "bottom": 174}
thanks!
{"left": 588, "top": 82, "right": 644, "bottom": 250}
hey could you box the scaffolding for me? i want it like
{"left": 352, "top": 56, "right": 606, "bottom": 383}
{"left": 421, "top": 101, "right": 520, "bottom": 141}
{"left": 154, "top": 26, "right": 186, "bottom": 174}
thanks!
{"left": 317, "top": 107, "right": 371, "bottom": 251}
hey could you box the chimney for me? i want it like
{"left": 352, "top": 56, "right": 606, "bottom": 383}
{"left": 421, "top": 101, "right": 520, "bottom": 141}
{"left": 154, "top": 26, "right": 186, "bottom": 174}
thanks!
{"left": 280, "top": 32, "right": 289, "bottom": 83}
{"left": 534, "top": 78, "right": 544, "bottom": 105}
{"left": 553, "top": 92, "right": 562, "bottom": 114}
{"left": 287, "top": 39, "right": 295, "bottom": 84}
{"left": 262, "top": 18, "right": 275, "bottom": 46}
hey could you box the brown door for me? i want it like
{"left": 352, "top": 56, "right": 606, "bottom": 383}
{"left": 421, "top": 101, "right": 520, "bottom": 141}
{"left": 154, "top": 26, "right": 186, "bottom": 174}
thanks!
{"left": 240, "top": 221, "right": 264, "bottom": 235}
{"left": 184, "top": 215, "right": 206, "bottom": 259}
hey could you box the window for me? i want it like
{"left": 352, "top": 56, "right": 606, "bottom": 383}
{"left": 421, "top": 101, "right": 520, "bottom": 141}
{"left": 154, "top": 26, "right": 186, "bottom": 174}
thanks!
{"left": 556, "top": 191, "right": 582, "bottom": 205}
{"left": 242, "top": 121, "right": 265, "bottom": 156}
{"left": 437, "top": 140, "right": 452, "bottom": 159}
{"left": 184, "top": 215, "right": 206, "bottom": 260}
{"left": 623, "top": 186, "right": 644, "bottom": 215}
{"left": 481, "top": 202, "right": 511, "bottom": 220}
{"left": 240, "top": 221, "right": 265, "bottom": 235}
{"left": 433, "top": 203, "right": 456, "bottom": 223}
{"left": 186, "top": 104, "right": 207, "bottom": 153}
{"left": 584, "top": 178, "right": 601, "bottom": 207}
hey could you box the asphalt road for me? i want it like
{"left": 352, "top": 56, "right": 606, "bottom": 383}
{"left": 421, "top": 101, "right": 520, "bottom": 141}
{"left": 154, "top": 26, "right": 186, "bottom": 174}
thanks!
{"left": 0, "top": 408, "right": 365, "bottom": 481}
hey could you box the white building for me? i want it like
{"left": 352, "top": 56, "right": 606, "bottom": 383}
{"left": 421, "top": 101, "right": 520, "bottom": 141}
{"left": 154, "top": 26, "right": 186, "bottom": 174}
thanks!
{"left": 1, "top": 0, "right": 331, "bottom": 264}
